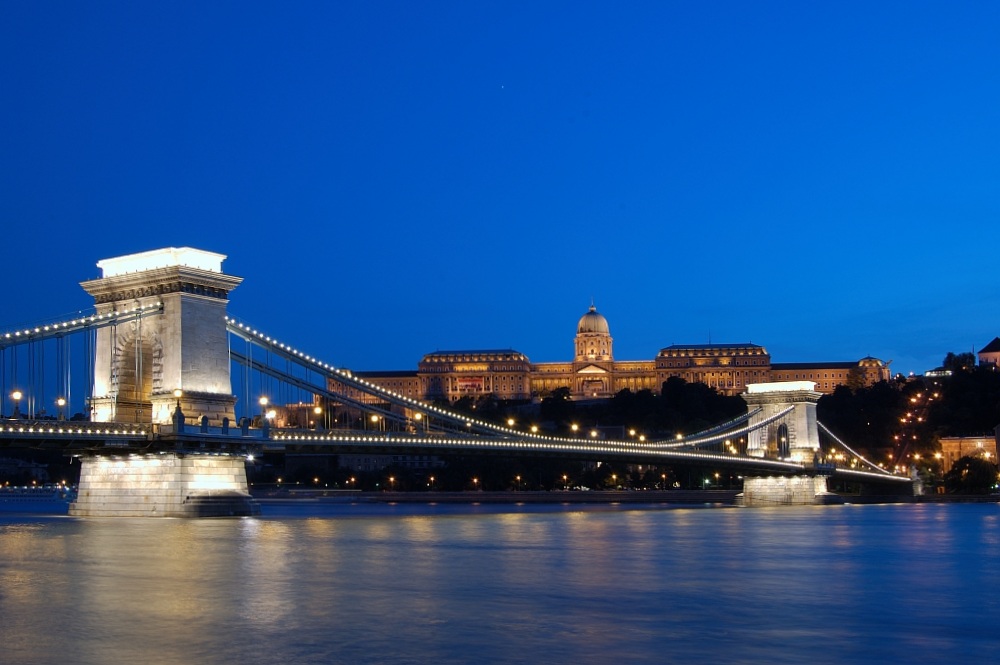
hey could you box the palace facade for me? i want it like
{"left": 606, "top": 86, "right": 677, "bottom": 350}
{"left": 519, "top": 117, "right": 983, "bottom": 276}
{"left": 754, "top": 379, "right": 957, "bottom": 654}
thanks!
{"left": 335, "top": 305, "right": 890, "bottom": 403}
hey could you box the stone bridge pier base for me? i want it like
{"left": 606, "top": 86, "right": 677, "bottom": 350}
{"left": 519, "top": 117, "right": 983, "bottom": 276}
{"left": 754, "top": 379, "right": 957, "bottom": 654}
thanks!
{"left": 739, "top": 475, "right": 841, "bottom": 506}
{"left": 69, "top": 453, "right": 260, "bottom": 517}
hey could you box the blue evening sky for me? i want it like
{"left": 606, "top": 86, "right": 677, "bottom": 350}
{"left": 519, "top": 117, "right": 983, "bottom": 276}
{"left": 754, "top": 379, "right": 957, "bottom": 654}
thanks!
{"left": 2, "top": 2, "right": 998, "bottom": 377}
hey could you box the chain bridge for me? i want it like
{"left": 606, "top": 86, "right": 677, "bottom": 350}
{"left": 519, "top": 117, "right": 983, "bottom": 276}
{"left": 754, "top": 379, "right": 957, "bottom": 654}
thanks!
{"left": 0, "top": 247, "right": 914, "bottom": 516}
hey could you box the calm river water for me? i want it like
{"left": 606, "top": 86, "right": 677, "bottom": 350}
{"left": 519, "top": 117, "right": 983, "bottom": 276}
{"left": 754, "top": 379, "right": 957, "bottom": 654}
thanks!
{"left": 2, "top": 501, "right": 999, "bottom": 664}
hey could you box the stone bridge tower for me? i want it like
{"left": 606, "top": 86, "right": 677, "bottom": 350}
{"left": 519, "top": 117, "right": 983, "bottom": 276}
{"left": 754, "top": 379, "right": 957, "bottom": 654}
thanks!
{"left": 742, "top": 381, "right": 822, "bottom": 462}
{"left": 740, "top": 381, "right": 831, "bottom": 505}
{"left": 80, "top": 247, "right": 242, "bottom": 426}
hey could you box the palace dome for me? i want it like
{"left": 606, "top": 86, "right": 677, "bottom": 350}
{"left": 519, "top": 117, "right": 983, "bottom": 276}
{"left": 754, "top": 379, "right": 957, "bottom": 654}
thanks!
{"left": 577, "top": 305, "right": 610, "bottom": 334}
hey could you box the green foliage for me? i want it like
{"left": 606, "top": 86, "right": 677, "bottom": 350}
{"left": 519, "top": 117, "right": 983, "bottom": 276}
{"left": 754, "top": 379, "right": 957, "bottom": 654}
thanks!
{"left": 942, "top": 352, "right": 977, "bottom": 373}
{"left": 540, "top": 386, "right": 574, "bottom": 423}
{"left": 943, "top": 456, "right": 998, "bottom": 494}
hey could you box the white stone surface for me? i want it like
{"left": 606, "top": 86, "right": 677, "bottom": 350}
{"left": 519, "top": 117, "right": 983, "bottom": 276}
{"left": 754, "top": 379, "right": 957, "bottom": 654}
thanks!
{"left": 97, "top": 247, "right": 225, "bottom": 277}
{"left": 70, "top": 454, "right": 253, "bottom": 517}
{"left": 746, "top": 381, "right": 818, "bottom": 393}
{"left": 740, "top": 476, "right": 831, "bottom": 506}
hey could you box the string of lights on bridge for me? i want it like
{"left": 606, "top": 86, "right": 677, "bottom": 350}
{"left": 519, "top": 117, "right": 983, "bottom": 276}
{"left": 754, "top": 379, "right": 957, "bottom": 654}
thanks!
{"left": 0, "top": 301, "right": 164, "bottom": 347}
{"left": 225, "top": 316, "right": 782, "bottom": 451}
{"left": 0, "top": 307, "right": 906, "bottom": 481}
{"left": 225, "top": 315, "right": 909, "bottom": 480}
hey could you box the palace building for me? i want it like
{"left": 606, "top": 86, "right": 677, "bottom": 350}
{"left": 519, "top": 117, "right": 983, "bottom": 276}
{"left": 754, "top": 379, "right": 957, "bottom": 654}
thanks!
{"left": 334, "top": 304, "right": 890, "bottom": 404}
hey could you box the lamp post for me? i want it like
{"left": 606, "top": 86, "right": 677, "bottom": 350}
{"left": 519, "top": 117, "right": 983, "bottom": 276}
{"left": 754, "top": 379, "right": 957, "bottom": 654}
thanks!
{"left": 172, "top": 389, "right": 184, "bottom": 431}
{"left": 11, "top": 390, "right": 22, "bottom": 419}
{"left": 56, "top": 397, "right": 66, "bottom": 421}
{"left": 313, "top": 405, "right": 323, "bottom": 430}
{"left": 259, "top": 396, "right": 268, "bottom": 421}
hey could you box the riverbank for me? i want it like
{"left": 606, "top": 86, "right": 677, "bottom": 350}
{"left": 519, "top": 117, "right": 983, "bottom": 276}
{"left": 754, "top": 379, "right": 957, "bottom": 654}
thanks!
{"left": 253, "top": 489, "right": 1000, "bottom": 506}
{"left": 255, "top": 489, "right": 741, "bottom": 505}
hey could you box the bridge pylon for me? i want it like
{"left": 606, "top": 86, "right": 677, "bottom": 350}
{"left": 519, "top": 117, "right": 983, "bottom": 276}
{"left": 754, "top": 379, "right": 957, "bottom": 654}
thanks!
{"left": 739, "top": 381, "right": 836, "bottom": 506}
{"left": 81, "top": 247, "right": 242, "bottom": 426}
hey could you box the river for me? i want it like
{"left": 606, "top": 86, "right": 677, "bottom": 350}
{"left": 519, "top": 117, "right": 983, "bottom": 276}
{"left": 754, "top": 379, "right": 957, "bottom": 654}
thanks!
{"left": 2, "top": 501, "right": 998, "bottom": 664}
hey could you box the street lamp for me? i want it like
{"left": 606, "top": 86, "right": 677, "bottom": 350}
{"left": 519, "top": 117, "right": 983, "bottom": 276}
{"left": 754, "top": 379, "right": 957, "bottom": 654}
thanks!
{"left": 472, "top": 477, "right": 479, "bottom": 491}
{"left": 389, "top": 476, "right": 395, "bottom": 491}
{"left": 259, "top": 396, "right": 268, "bottom": 423}
{"left": 173, "top": 389, "right": 184, "bottom": 428}
{"left": 56, "top": 397, "right": 66, "bottom": 421}
{"left": 571, "top": 423, "right": 579, "bottom": 437}
{"left": 515, "top": 474, "right": 521, "bottom": 491}
{"left": 562, "top": 474, "right": 568, "bottom": 490}
{"left": 11, "top": 390, "right": 22, "bottom": 419}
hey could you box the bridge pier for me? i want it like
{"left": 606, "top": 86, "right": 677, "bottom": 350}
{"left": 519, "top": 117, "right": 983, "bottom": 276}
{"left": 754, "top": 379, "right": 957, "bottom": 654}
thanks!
{"left": 739, "top": 475, "right": 841, "bottom": 506}
{"left": 69, "top": 453, "right": 260, "bottom": 517}
{"left": 738, "top": 381, "right": 839, "bottom": 506}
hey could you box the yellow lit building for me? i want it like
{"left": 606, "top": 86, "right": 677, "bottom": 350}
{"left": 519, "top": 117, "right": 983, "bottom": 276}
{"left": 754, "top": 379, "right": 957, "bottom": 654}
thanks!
{"left": 339, "top": 304, "right": 890, "bottom": 402}
{"left": 938, "top": 435, "right": 998, "bottom": 472}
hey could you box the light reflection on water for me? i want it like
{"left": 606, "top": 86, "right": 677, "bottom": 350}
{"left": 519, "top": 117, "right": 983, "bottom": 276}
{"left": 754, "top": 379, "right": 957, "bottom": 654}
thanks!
{"left": 2, "top": 503, "right": 999, "bottom": 664}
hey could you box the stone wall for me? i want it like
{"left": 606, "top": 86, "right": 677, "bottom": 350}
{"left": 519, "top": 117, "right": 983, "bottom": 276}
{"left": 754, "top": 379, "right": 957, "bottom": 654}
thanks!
{"left": 739, "top": 475, "right": 834, "bottom": 506}
{"left": 70, "top": 453, "right": 257, "bottom": 517}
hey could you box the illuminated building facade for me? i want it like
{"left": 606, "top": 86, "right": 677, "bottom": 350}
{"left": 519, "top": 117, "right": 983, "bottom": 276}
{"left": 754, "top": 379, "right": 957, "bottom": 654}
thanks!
{"left": 771, "top": 357, "right": 891, "bottom": 393}
{"left": 938, "top": 435, "right": 998, "bottom": 472}
{"left": 337, "top": 304, "right": 890, "bottom": 403}
{"left": 978, "top": 337, "right": 1000, "bottom": 367}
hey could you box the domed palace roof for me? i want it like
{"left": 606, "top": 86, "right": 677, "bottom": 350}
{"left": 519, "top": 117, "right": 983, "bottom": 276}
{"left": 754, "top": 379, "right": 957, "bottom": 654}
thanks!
{"left": 577, "top": 305, "right": 610, "bottom": 335}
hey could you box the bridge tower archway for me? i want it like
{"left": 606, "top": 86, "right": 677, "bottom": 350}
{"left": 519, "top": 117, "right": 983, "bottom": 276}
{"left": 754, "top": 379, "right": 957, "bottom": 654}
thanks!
{"left": 80, "top": 247, "right": 243, "bottom": 426}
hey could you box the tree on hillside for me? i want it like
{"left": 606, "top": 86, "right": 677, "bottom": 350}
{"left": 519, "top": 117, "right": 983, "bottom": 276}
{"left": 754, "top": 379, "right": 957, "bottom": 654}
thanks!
{"left": 943, "top": 456, "right": 998, "bottom": 494}
{"left": 942, "top": 352, "right": 976, "bottom": 373}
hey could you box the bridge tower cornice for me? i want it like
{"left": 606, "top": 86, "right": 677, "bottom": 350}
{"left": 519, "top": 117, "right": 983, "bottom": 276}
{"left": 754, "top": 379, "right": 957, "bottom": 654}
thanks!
{"left": 81, "top": 265, "right": 243, "bottom": 306}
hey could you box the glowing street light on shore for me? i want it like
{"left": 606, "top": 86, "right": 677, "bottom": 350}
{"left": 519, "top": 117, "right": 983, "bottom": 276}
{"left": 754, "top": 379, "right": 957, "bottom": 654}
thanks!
{"left": 11, "top": 390, "right": 23, "bottom": 419}
{"left": 56, "top": 397, "right": 66, "bottom": 421}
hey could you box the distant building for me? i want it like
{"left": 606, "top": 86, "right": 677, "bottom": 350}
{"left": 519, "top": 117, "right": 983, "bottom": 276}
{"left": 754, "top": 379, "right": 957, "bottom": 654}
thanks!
{"left": 331, "top": 304, "right": 889, "bottom": 402}
{"left": 978, "top": 337, "right": 1000, "bottom": 368}
{"left": 938, "top": 435, "right": 998, "bottom": 472}
{"left": 772, "top": 357, "right": 890, "bottom": 393}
